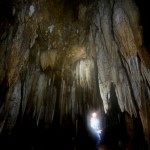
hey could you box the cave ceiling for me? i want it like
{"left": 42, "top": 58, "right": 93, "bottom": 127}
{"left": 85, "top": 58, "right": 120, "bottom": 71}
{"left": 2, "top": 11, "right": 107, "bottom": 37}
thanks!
{"left": 0, "top": 0, "right": 150, "bottom": 147}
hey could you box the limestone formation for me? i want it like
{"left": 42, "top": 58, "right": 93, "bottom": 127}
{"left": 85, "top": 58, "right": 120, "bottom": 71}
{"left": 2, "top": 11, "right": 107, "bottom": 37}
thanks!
{"left": 0, "top": 0, "right": 149, "bottom": 149}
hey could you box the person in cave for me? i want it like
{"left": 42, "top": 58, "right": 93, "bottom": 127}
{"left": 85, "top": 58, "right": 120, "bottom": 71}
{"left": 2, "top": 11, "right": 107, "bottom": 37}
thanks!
{"left": 90, "top": 112, "right": 102, "bottom": 149}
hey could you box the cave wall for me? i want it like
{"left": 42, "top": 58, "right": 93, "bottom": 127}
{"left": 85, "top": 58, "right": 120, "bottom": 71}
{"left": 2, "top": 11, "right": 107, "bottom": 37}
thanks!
{"left": 0, "top": 0, "right": 150, "bottom": 149}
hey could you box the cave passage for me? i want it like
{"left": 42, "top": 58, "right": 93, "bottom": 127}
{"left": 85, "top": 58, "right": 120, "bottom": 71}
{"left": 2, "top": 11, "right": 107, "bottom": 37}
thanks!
{"left": 0, "top": 0, "right": 150, "bottom": 150}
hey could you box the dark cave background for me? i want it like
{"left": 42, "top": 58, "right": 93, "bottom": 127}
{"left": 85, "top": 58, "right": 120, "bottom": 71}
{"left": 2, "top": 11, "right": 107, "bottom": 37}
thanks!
{"left": 135, "top": 0, "right": 150, "bottom": 50}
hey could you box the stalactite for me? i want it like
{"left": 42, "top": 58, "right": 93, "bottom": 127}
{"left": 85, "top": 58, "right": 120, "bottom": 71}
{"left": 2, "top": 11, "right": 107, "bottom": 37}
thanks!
{"left": 0, "top": 0, "right": 150, "bottom": 148}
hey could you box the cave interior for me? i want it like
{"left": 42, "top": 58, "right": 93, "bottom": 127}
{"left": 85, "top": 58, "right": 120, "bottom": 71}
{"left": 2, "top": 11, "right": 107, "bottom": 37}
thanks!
{"left": 0, "top": 0, "right": 150, "bottom": 150}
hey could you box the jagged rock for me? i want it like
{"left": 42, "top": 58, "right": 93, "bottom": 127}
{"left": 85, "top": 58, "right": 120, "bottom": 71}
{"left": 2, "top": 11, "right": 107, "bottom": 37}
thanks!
{"left": 0, "top": 0, "right": 150, "bottom": 149}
